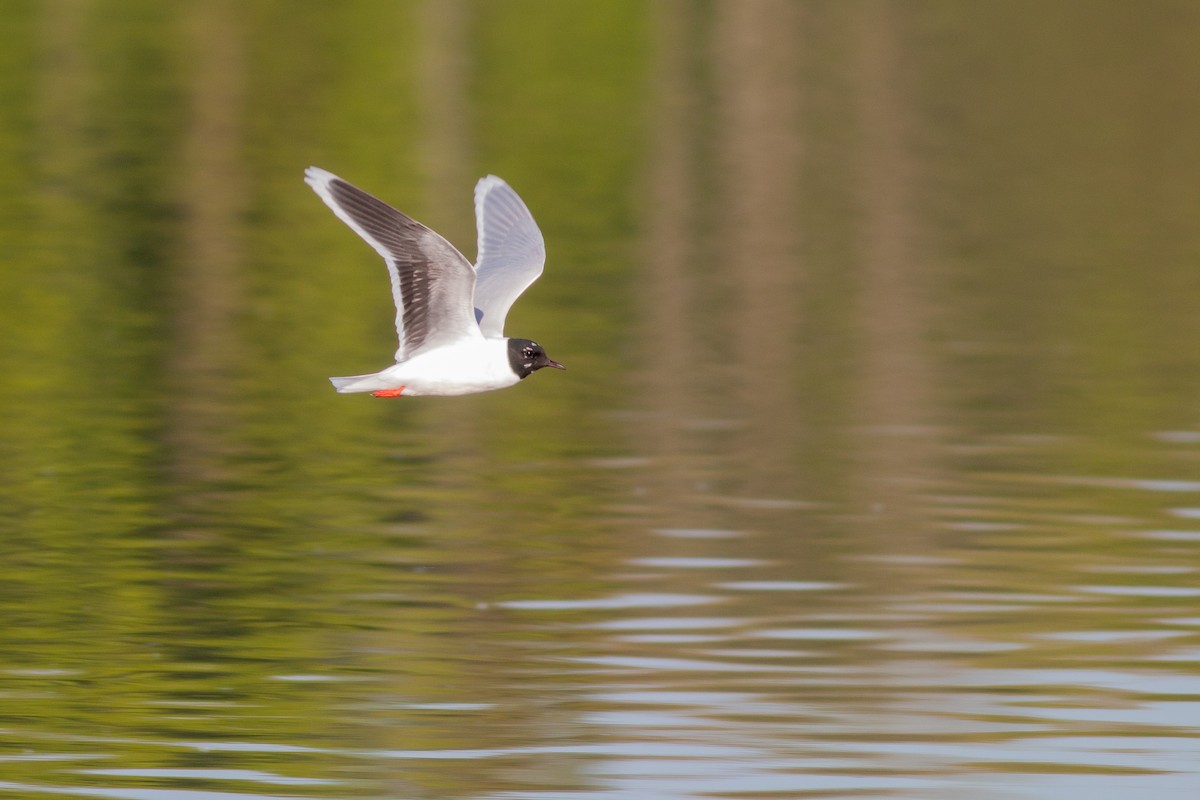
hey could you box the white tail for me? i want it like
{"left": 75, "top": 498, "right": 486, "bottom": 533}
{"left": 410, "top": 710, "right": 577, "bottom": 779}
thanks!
{"left": 329, "top": 372, "right": 388, "bottom": 393}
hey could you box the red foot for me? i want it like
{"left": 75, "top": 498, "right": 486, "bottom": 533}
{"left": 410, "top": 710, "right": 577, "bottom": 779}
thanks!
{"left": 371, "top": 386, "right": 406, "bottom": 398}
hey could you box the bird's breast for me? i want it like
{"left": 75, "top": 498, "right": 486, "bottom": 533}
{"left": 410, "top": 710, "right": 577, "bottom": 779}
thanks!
{"left": 386, "top": 339, "right": 519, "bottom": 396}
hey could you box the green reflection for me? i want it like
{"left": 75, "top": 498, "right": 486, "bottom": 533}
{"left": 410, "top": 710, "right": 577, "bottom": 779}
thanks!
{"left": 2, "top": 1, "right": 1200, "bottom": 799}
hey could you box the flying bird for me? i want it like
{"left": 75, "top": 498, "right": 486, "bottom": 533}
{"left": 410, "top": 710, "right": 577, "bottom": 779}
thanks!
{"left": 305, "top": 167, "right": 565, "bottom": 397}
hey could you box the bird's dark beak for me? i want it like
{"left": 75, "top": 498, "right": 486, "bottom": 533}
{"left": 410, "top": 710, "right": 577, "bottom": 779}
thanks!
{"left": 544, "top": 358, "right": 566, "bottom": 371}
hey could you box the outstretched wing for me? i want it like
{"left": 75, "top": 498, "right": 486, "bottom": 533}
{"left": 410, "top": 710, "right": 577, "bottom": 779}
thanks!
{"left": 472, "top": 175, "right": 546, "bottom": 338}
{"left": 305, "top": 167, "right": 482, "bottom": 361}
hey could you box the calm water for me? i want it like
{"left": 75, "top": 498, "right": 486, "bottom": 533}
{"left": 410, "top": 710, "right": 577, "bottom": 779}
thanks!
{"left": 3, "top": 2, "right": 1200, "bottom": 798}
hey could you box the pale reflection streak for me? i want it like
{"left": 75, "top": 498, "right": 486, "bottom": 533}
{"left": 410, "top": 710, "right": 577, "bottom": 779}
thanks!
{"left": 412, "top": 0, "right": 486, "bottom": 508}
{"left": 713, "top": 0, "right": 805, "bottom": 498}
{"left": 166, "top": 2, "right": 246, "bottom": 484}
{"left": 639, "top": 0, "right": 817, "bottom": 589}
{"left": 851, "top": 2, "right": 940, "bottom": 548}
{"left": 415, "top": 0, "right": 480, "bottom": 461}
{"left": 640, "top": 0, "right": 705, "bottom": 509}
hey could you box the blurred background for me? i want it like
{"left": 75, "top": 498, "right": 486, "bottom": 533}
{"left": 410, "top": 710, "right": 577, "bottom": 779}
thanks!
{"left": 2, "top": 1, "right": 1200, "bottom": 798}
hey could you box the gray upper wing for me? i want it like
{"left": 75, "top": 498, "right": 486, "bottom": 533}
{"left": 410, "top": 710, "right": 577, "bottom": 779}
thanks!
{"left": 472, "top": 175, "right": 546, "bottom": 339}
{"left": 305, "top": 167, "right": 481, "bottom": 361}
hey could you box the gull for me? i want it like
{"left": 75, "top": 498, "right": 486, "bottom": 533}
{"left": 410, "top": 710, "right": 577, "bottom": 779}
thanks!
{"left": 305, "top": 167, "right": 565, "bottom": 397}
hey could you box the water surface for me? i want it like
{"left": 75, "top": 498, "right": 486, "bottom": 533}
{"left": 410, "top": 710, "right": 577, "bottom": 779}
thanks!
{"left": 2, "top": 2, "right": 1200, "bottom": 798}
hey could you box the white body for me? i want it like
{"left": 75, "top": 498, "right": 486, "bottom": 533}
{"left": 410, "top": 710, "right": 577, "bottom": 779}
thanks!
{"left": 330, "top": 339, "right": 520, "bottom": 396}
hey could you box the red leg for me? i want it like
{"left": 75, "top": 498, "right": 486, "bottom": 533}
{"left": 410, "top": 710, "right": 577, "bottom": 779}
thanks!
{"left": 371, "top": 386, "right": 406, "bottom": 398}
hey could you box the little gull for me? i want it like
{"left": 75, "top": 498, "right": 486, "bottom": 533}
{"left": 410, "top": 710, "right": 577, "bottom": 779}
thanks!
{"left": 305, "top": 167, "right": 565, "bottom": 397}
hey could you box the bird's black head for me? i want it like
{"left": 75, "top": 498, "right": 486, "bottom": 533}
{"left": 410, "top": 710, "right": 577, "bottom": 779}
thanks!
{"left": 507, "top": 338, "right": 566, "bottom": 379}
